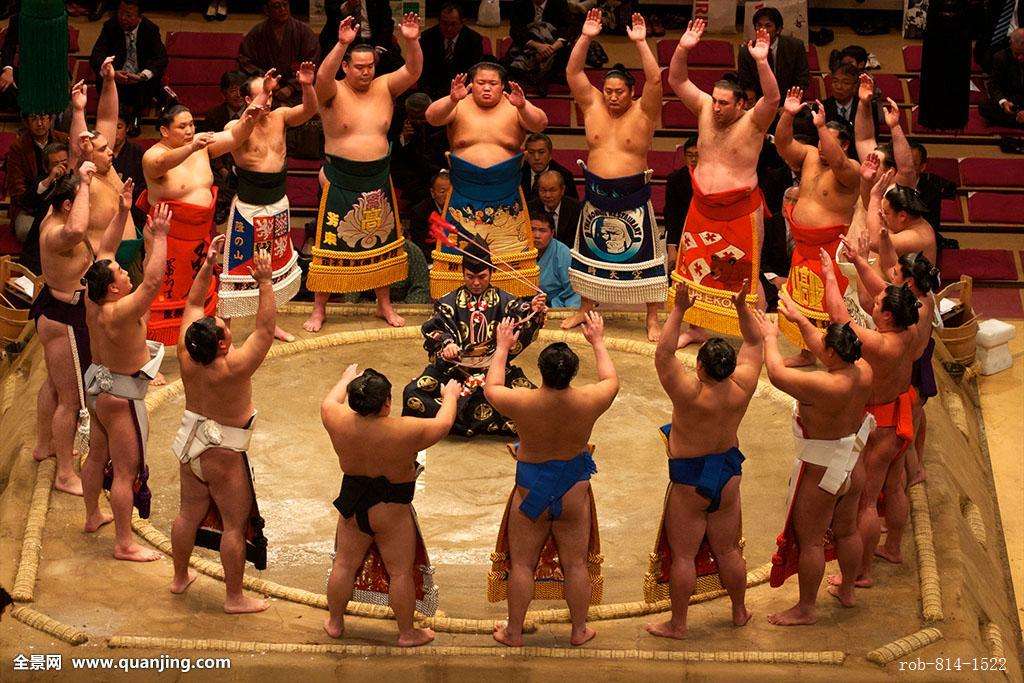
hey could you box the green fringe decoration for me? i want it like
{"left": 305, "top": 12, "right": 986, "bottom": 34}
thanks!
{"left": 17, "top": 0, "right": 70, "bottom": 115}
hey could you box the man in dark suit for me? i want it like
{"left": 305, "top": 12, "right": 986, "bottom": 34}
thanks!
{"left": 980, "top": 29, "right": 1024, "bottom": 127}
{"left": 663, "top": 137, "right": 697, "bottom": 269}
{"left": 320, "top": 0, "right": 402, "bottom": 73}
{"left": 508, "top": 0, "right": 573, "bottom": 90}
{"left": 407, "top": 170, "right": 451, "bottom": 260}
{"left": 89, "top": 0, "right": 168, "bottom": 136}
{"left": 532, "top": 171, "right": 580, "bottom": 246}
{"left": 419, "top": 3, "right": 485, "bottom": 99}
{"left": 521, "top": 132, "right": 578, "bottom": 201}
{"left": 822, "top": 63, "right": 881, "bottom": 158}
{"left": 737, "top": 7, "right": 809, "bottom": 102}
{"left": 910, "top": 142, "right": 959, "bottom": 253}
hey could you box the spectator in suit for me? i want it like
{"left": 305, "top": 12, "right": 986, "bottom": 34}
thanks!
{"left": 198, "top": 70, "right": 248, "bottom": 224}
{"left": 663, "top": 136, "right": 697, "bottom": 269}
{"left": 238, "top": 0, "right": 319, "bottom": 106}
{"left": 89, "top": 0, "right": 168, "bottom": 136}
{"left": 12, "top": 141, "right": 68, "bottom": 276}
{"left": 112, "top": 114, "right": 147, "bottom": 230}
{"left": 508, "top": 0, "right": 573, "bottom": 93}
{"left": 4, "top": 112, "right": 68, "bottom": 239}
{"left": 320, "top": 0, "right": 402, "bottom": 73}
{"left": 530, "top": 208, "right": 580, "bottom": 307}
{"left": 407, "top": 170, "right": 451, "bottom": 260}
{"left": 419, "top": 3, "right": 484, "bottom": 99}
{"left": 822, "top": 63, "right": 880, "bottom": 158}
{"left": 521, "top": 132, "right": 578, "bottom": 201}
{"left": 910, "top": 142, "right": 959, "bottom": 252}
{"left": 980, "top": 28, "right": 1024, "bottom": 127}
{"left": 534, "top": 169, "right": 580, "bottom": 246}
{"left": 737, "top": 7, "right": 809, "bottom": 102}
{"left": 828, "top": 44, "right": 869, "bottom": 72}
{"left": 391, "top": 91, "right": 450, "bottom": 208}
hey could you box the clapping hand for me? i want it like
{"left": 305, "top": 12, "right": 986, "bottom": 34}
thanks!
{"left": 147, "top": 203, "right": 173, "bottom": 238}
{"left": 297, "top": 61, "right": 316, "bottom": 87}
{"left": 205, "top": 234, "right": 225, "bottom": 269}
{"left": 118, "top": 177, "right": 134, "bottom": 213}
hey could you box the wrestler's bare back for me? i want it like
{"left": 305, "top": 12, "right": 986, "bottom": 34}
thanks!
{"left": 89, "top": 169, "right": 138, "bottom": 244}
{"left": 86, "top": 295, "right": 151, "bottom": 376}
{"left": 179, "top": 355, "right": 258, "bottom": 430}
{"left": 325, "top": 411, "right": 427, "bottom": 483}
{"left": 793, "top": 152, "right": 859, "bottom": 228}
{"left": 668, "top": 380, "right": 754, "bottom": 459}
{"left": 321, "top": 79, "right": 394, "bottom": 162}
{"left": 794, "top": 360, "right": 873, "bottom": 440}
{"left": 504, "top": 386, "right": 614, "bottom": 463}
{"left": 448, "top": 99, "right": 525, "bottom": 167}
{"left": 583, "top": 100, "right": 657, "bottom": 178}
{"left": 862, "top": 328, "right": 916, "bottom": 405}
{"left": 39, "top": 215, "right": 94, "bottom": 298}
{"left": 228, "top": 112, "right": 287, "bottom": 173}
{"left": 143, "top": 143, "right": 215, "bottom": 206}
{"left": 694, "top": 108, "right": 765, "bottom": 194}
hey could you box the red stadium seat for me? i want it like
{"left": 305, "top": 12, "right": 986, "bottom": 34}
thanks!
{"left": 285, "top": 174, "right": 320, "bottom": 209}
{"left": 651, "top": 184, "right": 666, "bottom": 214}
{"left": 940, "top": 248, "right": 1019, "bottom": 281}
{"left": 135, "top": 138, "right": 159, "bottom": 151}
{"left": 0, "top": 224, "right": 22, "bottom": 256}
{"left": 806, "top": 46, "right": 819, "bottom": 71}
{"left": 165, "top": 58, "right": 238, "bottom": 86}
{"left": 648, "top": 150, "right": 675, "bottom": 178}
{"left": 662, "top": 100, "right": 697, "bottom": 129}
{"left": 535, "top": 98, "right": 571, "bottom": 126}
{"left": 967, "top": 192, "right": 1024, "bottom": 223}
{"left": 497, "top": 37, "right": 512, "bottom": 60}
{"left": 174, "top": 85, "right": 223, "bottom": 114}
{"left": 912, "top": 106, "right": 1019, "bottom": 136}
{"left": 959, "top": 157, "right": 1024, "bottom": 188}
{"left": 551, "top": 149, "right": 584, "bottom": 175}
{"left": 166, "top": 31, "right": 245, "bottom": 59}
{"left": 482, "top": 36, "right": 492, "bottom": 56}
{"left": 903, "top": 45, "right": 922, "bottom": 72}
{"left": 655, "top": 39, "right": 734, "bottom": 68}
{"left": 940, "top": 197, "right": 963, "bottom": 223}
{"left": 907, "top": 77, "right": 986, "bottom": 105}
{"left": 924, "top": 157, "right": 959, "bottom": 185}
{"left": 287, "top": 157, "right": 322, "bottom": 172}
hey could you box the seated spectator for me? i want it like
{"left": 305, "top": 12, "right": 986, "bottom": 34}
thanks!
{"left": 828, "top": 44, "right": 869, "bottom": 72}
{"left": 910, "top": 141, "right": 958, "bottom": 252}
{"left": 408, "top": 170, "right": 451, "bottom": 260}
{"left": 9, "top": 141, "right": 68, "bottom": 276}
{"left": 664, "top": 136, "right": 697, "bottom": 268}
{"left": 507, "top": 0, "right": 573, "bottom": 94}
{"left": 521, "top": 132, "right": 578, "bottom": 201}
{"left": 419, "top": 3, "right": 485, "bottom": 99}
{"left": 90, "top": 0, "right": 168, "bottom": 136}
{"left": 112, "top": 114, "right": 147, "bottom": 230}
{"left": 4, "top": 112, "right": 68, "bottom": 241}
{"left": 391, "top": 91, "right": 449, "bottom": 207}
{"left": 535, "top": 169, "right": 580, "bottom": 246}
{"left": 320, "top": 0, "right": 402, "bottom": 73}
{"left": 822, "top": 63, "right": 879, "bottom": 157}
{"left": 738, "top": 7, "right": 809, "bottom": 101}
{"left": 238, "top": 0, "right": 319, "bottom": 106}
{"left": 529, "top": 207, "right": 580, "bottom": 308}
{"left": 979, "top": 28, "right": 1024, "bottom": 128}
{"left": 199, "top": 70, "right": 248, "bottom": 223}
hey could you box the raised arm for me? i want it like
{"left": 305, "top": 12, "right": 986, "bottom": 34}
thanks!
{"left": 629, "top": 14, "right": 663, "bottom": 119}
{"left": 230, "top": 249, "right": 277, "bottom": 377}
{"left": 425, "top": 75, "right": 466, "bottom": 126}
{"left": 386, "top": 13, "right": 423, "bottom": 97}
{"left": 206, "top": 105, "right": 264, "bottom": 158}
{"left": 95, "top": 55, "right": 119, "bottom": 145}
{"left": 667, "top": 19, "right": 709, "bottom": 115}
{"left": 51, "top": 163, "right": 95, "bottom": 251}
{"left": 181, "top": 234, "right": 223, "bottom": 335}
{"left": 567, "top": 9, "right": 602, "bottom": 109}
{"left": 775, "top": 87, "right": 811, "bottom": 169}
{"left": 882, "top": 97, "right": 917, "bottom": 188}
{"left": 820, "top": 247, "right": 852, "bottom": 324}
{"left": 581, "top": 311, "right": 619, "bottom": 403}
{"left": 95, "top": 178, "right": 133, "bottom": 260}
{"left": 748, "top": 28, "right": 781, "bottom": 130}
{"left": 865, "top": 168, "right": 895, "bottom": 253}
{"left": 876, "top": 226, "right": 900, "bottom": 281}
{"left": 840, "top": 232, "right": 887, "bottom": 300}
{"left": 484, "top": 320, "right": 521, "bottom": 410}
{"left": 144, "top": 134, "right": 211, "bottom": 179}
{"left": 854, "top": 73, "right": 877, "bottom": 162}
{"left": 119, "top": 203, "right": 171, "bottom": 319}
{"left": 320, "top": 363, "right": 359, "bottom": 425}
{"left": 812, "top": 101, "right": 860, "bottom": 187}
{"left": 731, "top": 279, "right": 764, "bottom": 391}
{"left": 68, "top": 81, "right": 88, "bottom": 168}
{"left": 506, "top": 82, "right": 548, "bottom": 133}
{"left": 412, "top": 378, "right": 462, "bottom": 448}
{"left": 283, "top": 62, "right": 319, "bottom": 127}
{"left": 655, "top": 283, "right": 700, "bottom": 398}
{"left": 316, "top": 16, "right": 358, "bottom": 106}
{"left": 757, "top": 309, "right": 833, "bottom": 403}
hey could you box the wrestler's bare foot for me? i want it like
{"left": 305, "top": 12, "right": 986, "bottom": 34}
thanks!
{"left": 302, "top": 309, "right": 326, "bottom": 333}
{"left": 827, "top": 583, "right": 857, "bottom": 607}
{"left": 732, "top": 606, "right": 753, "bottom": 627}
{"left": 113, "top": 543, "right": 162, "bottom": 562}
{"left": 570, "top": 625, "right": 596, "bottom": 646}
{"left": 54, "top": 472, "right": 83, "bottom": 496}
{"left": 397, "top": 627, "right": 435, "bottom": 648}
{"left": 645, "top": 620, "right": 687, "bottom": 640}
{"left": 646, "top": 316, "right": 661, "bottom": 343}
{"left": 766, "top": 604, "right": 815, "bottom": 626}
{"left": 783, "top": 349, "right": 816, "bottom": 368}
{"left": 560, "top": 311, "right": 588, "bottom": 331}
{"left": 676, "top": 325, "right": 709, "bottom": 349}
{"left": 32, "top": 447, "right": 54, "bottom": 462}
{"left": 493, "top": 622, "right": 524, "bottom": 647}
{"left": 83, "top": 511, "right": 114, "bottom": 532}
{"left": 150, "top": 372, "right": 167, "bottom": 387}
{"left": 874, "top": 545, "right": 903, "bottom": 564}
{"left": 827, "top": 573, "right": 872, "bottom": 588}
{"left": 273, "top": 325, "right": 295, "bottom": 342}
{"left": 323, "top": 616, "right": 344, "bottom": 639}
{"left": 170, "top": 569, "right": 198, "bottom": 594}
{"left": 224, "top": 594, "right": 270, "bottom": 614}
{"left": 375, "top": 305, "right": 405, "bottom": 328}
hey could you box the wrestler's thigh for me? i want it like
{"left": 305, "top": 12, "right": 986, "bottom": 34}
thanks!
{"left": 333, "top": 515, "right": 375, "bottom": 569}
{"left": 372, "top": 504, "right": 418, "bottom": 574}
{"left": 882, "top": 453, "right": 907, "bottom": 493}
{"left": 87, "top": 414, "right": 111, "bottom": 463}
{"left": 791, "top": 465, "right": 835, "bottom": 543}
{"left": 36, "top": 317, "right": 78, "bottom": 402}
{"left": 832, "top": 461, "right": 865, "bottom": 537}
{"left": 706, "top": 477, "right": 743, "bottom": 557}
{"left": 664, "top": 484, "right": 710, "bottom": 560}
{"left": 97, "top": 396, "right": 142, "bottom": 475}
{"left": 509, "top": 486, "right": 553, "bottom": 567}
{"left": 550, "top": 481, "right": 593, "bottom": 565}
{"left": 859, "top": 429, "right": 896, "bottom": 503}
{"left": 203, "top": 449, "right": 253, "bottom": 528}
{"left": 177, "top": 462, "right": 212, "bottom": 522}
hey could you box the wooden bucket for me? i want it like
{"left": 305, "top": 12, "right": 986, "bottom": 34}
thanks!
{"left": 935, "top": 275, "right": 980, "bottom": 366}
{"left": 0, "top": 257, "right": 42, "bottom": 343}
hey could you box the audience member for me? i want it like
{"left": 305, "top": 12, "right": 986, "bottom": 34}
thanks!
{"left": 238, "top": 0, "right": 319, "bottom": 106}
{"left": 320, "top": 0, "right": 402, "bottom": 72}
{"left": 10, "top": 142, "right": 68, "bottom": 275}
{"left": 910, "top": 141, "right": 959, "bottom": 252}
{"left": 89, "top": 0, "right": 168, "bottom": 136}
{"left": 112, "top": 114, "right": 147, "bottom": 230}
{"left": 530, "top": 207, "right": 580, "bottom": 307}
{"left": 4, "top": 112, "right": 68, "bottom": 240}
{"left": 391, "top": 91, "right": 449, "bottom": 208}
{"left": 420, "top": 3, "right": 485, "bottom": 99}
{"left": 980, "top": 28, "right": 1024, "bottom": 127}
{"left": 828, "top": 44, "right": 869, "bottom": 72}
{"left": 507, "top": 0, "right": 573, "bottom": 93}
{"left": 535, "top": 169, "right": 580, "bottom": 246}
{"left": 823, "top": 63, "right": 880, "bottom": 158}
{"left": 407, "top": 170, "right": 451, "bottom": 260}
{"left": 521, "top": 132, "right": 578, "bottom": 201}
{"left": 664, "top": 136, "right": 697, "bottom": 268}
{"left": 200, "top": 70, "right": 248, "bottom": 134}
{"left": 738, "top": 7, "right": 809, "bottom": 101}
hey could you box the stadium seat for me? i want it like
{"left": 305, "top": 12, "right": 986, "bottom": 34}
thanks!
{"left": 940, "top": 197, "right": 964, "bottom": 223}
{"left": 967, "top": 192, "right": 1024, "bottom": 223}
{"left": 655, "top": 39, "right": 735, "bottom": 68}
{"left": 959, "top": 157, "right": 1024, "bottom": 188}
{"left": 165, "top": 31, "right": 245, "bottom": 59}
{"left": 165, "top": 58, "right": 238, "bottom": 86}
{"left": 911, "top": 106, "right": 1019, "bottom": 136}
{"left": 907, "top": 77, "right": 986, "bottom": 105}
{"left": 551, "top": 149, "right": 585, "bottom": 176}
{"left": 287, "top": 157, "right": 322, "bottom": 172}
{"left": 925, "top": 157, "right": 959, "bottom": 185}
{"left": 482, "top": 36, "right": 492, "bottom": 56}
{"left": 285, "top": 174, "right": 319, "bottom": 209}
{"left": 806, "top": 46, "right": 819, "bottom": 71}
{"left": 651, "top": 183, "right": 666, "bottom": 214}
{"left": 497, "top": 37, "right": 512, "bottom": 60}
{"left": 662, "top": 100, "right": 697, "bottom": 129}
{"left": 536, "top": 98, "right": 571, "bottom": 126}
{"left": 648, "top": 150, "right": 675, "bottom": 177}
{"left": 174, "top": 85, "right": 222, "bottom": 114}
